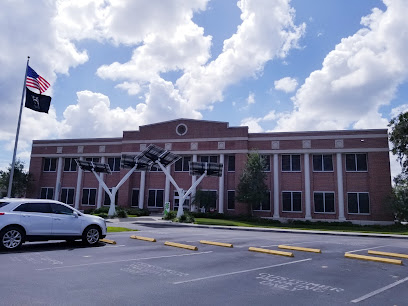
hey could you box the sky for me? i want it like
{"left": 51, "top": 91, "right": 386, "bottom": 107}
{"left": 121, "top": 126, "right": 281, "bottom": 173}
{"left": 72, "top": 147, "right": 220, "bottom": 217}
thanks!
{"left": 1, "top": 0, "right": 408, "bottom": 179}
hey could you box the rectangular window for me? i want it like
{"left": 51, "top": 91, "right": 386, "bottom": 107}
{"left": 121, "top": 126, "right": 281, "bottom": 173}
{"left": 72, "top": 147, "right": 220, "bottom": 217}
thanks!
{"left": 148, "top": 189, "right": 164, "bottom": 208}
{"left": 85, "top": 157, "right": 100, "bottom": 163}
{"left": 254, "top": 191, "right": 271, "bottom": 211}
{"left": 282, "top": 155, "right": 301, "bottom": 172}
{"left": 40, "top": 187, "right": 54, "bottom": 200}
{"left": 174, "top": 191, "right": 191, "bottom": 209}
{"left": 64, "top": 158, "right": 77, "bottom": 172}
{"left": 348, "top": 193, "right": 370, "bottom": 214}
{"left": 346, "top": 154, "right": 367, "bottom": 172}
{"left": 200, "top": 155, "right": 218, "bottom": 163}
{"left": 227, "top": 190, "right": 235, "bottom": 210}
{"left": 227, "top": 155, "right": 235, "bottom": 172}
{"left": 174, "top": 156, "right": 191, "bottom": 172}
{"left": 131, "top": 189, "right": 139, "bottom": 207}
{"left": 108, "top": 157, "right": 121, "bottom": 172}
{"left": 43, "top": 158, "right": 57, "bottom": 172}
{"left": 82, "top": 188, "right": 97, "bottom": 206}
{"left": 60, "top": 188, "right": 75, "bottom": 205}
{"left": 282, "top": 192, "right": 302, "bottom": 212}
{"left": 314, "top": 192, "right": 335, "bottom": 213}
{"left": 104, "top": 189, "right": 119, "bottom": 206}
{"left": 261, "top": 155, "right": 271, "bottom": 172}
{"left": 313, "top": 155, "right": 333, "bottom": 172}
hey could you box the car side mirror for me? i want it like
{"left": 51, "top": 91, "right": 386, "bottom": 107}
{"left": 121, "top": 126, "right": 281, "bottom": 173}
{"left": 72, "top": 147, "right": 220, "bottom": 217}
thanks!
{"left": 73, "top": 211, "right": 79, "bottom": 218}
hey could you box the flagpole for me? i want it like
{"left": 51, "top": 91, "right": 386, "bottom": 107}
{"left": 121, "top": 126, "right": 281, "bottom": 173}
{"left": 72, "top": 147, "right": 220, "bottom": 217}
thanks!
{"left": 7, "top": 56, "right": 30, "bottom": 198}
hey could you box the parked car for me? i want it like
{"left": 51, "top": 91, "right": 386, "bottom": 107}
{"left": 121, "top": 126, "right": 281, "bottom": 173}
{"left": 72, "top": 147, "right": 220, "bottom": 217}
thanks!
{"left": 0, "top": 198, "right": 107, "bottom": 250}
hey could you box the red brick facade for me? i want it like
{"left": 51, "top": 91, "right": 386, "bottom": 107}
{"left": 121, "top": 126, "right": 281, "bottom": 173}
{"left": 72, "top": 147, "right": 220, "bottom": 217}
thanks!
{"left": 28, "top": 119, "right": 393, "bottom": 223}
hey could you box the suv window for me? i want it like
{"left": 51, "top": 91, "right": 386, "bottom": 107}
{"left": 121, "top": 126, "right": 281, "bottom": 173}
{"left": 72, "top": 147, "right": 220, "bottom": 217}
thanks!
{"left": 13, "top": 203, "right": 52, "bottom": 213}
{"left": 50, "top": 203, "right": 75, "bottom": 215}
{"left": 0, "top": 201, "right": 10, "bottom": 208}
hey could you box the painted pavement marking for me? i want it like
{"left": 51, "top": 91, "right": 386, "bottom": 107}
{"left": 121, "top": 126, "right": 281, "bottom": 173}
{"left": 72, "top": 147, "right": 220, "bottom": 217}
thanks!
{"left": 351, "top": 277, "right": 408, "bottom": 303}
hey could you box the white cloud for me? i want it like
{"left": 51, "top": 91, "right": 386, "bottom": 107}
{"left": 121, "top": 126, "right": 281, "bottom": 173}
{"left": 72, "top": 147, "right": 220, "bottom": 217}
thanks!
{"left": 390, "top": 104, "right": 408, "bottom": 118}
{"left": 274, "top": 77, "right": 298, "bottom": 93}
{"left": 247, "top": 92, "right": 255, "bottom": 105}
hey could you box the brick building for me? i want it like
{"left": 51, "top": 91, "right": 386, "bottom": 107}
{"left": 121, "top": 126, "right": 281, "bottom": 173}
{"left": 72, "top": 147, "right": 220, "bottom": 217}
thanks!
{"left": 28, "top": 118, "right": 393, "bottom": 224}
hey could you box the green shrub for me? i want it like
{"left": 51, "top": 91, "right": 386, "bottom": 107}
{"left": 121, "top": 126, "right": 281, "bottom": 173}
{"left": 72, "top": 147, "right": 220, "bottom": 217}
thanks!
{"left": 125, "top": 207, "right": 150, "bottom": 216}
{"left": 93, "top": 207, "right": 110, "bottom": 214}
{"left": 116, "top": 209, "right": 128, "bottom": 218}
{"left": 163, "top": 211, "right": 177, "bottom": 220}
{"left": 97, "top": 213, "right": 108, "bottom": 219}
{"left": 84, "top": 208, "right": 95, "bottom": 214}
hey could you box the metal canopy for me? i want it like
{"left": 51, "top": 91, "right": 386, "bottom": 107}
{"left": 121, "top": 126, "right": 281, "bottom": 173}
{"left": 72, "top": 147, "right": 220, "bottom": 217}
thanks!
{"left": 189, "top": 161, "right": 223, "bottom": 177}
{"left": 141, "top": 144, "right": 181, "bottom": 167}
{"left": 76, "top": 159, "right": 111, "bottom": 174}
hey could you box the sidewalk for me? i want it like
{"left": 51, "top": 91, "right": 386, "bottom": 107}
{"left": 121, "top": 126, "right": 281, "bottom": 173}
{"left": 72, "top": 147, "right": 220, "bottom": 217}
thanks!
{"left": 106, "top": 215, "right": 408, "bottom": 239}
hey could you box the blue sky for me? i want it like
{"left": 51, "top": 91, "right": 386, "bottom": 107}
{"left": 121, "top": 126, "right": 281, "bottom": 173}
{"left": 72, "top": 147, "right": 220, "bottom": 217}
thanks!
{"left": 1, "top": 0, "right": 407, "bottom": 178}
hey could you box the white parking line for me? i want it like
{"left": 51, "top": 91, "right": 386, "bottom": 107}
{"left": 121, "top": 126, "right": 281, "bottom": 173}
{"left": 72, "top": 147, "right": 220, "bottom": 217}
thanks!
{"left": 173, "top": 258, "right": 312, "bottom": 284}
{"left": 259, "top": 240, "right": 329, "bottom": 248}
{"left": 346, "top": 244, "right": 392, "bottom": 254}
{"left": 351, "top": 277, "right": 408, "bottom": 303}
{"left": 36, "top": 251, "right": 213, "bottom": 271}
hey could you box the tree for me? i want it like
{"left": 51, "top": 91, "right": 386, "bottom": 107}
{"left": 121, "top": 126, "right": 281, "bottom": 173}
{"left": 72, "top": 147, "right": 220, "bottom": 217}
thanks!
{"left": 389, "top": 111, "right": 408, "bottom": 174}
{"left": 236, "top": 151, "right": 268, "bottom": 215}
{"left": 0, "top": 160, "right": 32, "bottom": 198}
{"left": 386, "top": 175, "right": 408, "bottom": 222}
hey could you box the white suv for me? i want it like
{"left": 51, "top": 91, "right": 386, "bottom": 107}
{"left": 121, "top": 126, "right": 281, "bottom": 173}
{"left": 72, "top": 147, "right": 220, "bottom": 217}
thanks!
{"left": 0, "top": 198, "right": 107, "bottom": 250}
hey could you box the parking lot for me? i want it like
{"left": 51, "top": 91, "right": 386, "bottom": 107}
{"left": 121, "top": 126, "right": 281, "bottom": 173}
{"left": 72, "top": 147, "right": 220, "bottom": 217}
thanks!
{"left": 1, "top": 224, "right": 407, "bottom": 305}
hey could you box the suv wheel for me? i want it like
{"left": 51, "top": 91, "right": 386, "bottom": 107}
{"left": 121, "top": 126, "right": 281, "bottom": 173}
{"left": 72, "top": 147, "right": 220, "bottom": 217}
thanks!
{"left": 82, "top": 226, "right": 101, "bottom": 246}
{"left": 0, "top": 226, "right": 24, "bottom": 250}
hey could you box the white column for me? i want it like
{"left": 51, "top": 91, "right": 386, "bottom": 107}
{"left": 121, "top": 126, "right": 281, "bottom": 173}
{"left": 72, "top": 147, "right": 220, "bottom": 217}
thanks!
{"left": 165, "top": 165, "right": 170, "bottom": 204}
{"left": 191, "top": 154, "right": 198, "bottom": 211}
{"left": 273, "top": 154, "right": 280, "bottom": 219}
{"left": 336, "top": 153, "right": 346, "bottom": 221}
{"left": 138, "top": 171, "right": 146, "bottom": 209}
{"left": 97, "top": 156, "right": 105, "bottom": 209}
{"left": 304, "top": 153, "right": 311, "bottom": 220}
{"left": 74, "top": 157, "right": 83, "bottom": 209}
{"left": 54, "top": 157, "right": 63, "bottom": 201}
{"left": 218, "top": 154, "right": 225, "bottom": 213}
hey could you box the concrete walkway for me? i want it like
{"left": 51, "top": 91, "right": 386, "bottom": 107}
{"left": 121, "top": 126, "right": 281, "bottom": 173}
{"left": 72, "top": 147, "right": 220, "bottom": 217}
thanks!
{"left": 105, "top": 215, "right": 408, "bottom": 239}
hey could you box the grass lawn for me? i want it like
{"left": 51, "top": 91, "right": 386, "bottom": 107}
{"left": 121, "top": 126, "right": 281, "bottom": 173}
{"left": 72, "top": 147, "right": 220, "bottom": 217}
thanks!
{"left": 107, "top": 227, "right": 138, "bottom": 233}
{"left": 194, "top": 218, "right": 408, "bottom": 235}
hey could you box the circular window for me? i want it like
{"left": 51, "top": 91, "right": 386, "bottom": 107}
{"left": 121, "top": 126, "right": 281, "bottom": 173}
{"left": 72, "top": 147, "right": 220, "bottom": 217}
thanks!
{"left": 176, "top": 123, "right": 188, "bottom": 136}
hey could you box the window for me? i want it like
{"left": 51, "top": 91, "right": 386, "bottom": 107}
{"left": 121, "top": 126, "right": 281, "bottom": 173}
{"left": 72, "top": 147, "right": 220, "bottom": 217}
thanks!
{"left": 82, "top": 188, "right": 97, "bottom": 206}
{"left": 314, "top": 192, "right": 335, "bottom": 213}
{"left": 348, "top": 193, "right": 370, "bottom": 214}
{"left": 64, "top": 158, "right": 77, "bottom": 172}
{"left": 313, "top": 155, "right": 333, "bottom": 172}
{"left": 104, "top": 189, "right": 119, "bottom": 206}
{"left": 85, "top": 157, "right": 100, "bottom": 163}
{"left": 227, "top": 190, "right": 235, "bottom": 210}
{"left": 43, "top": 158, "right": 57, "bottom": 172}
{"left": 148, "top": 189, "right": 164, "bottom": 208}
{"left": 40, "top": 187, "right": 54, "bottom": 200}
{"left": 60, "top": 188, "right": 75, "bottom": 205}
{"left": 131, "top": 189, "right": 139, "bottom": 207}
{"left": 50, "top": 203, "right": 74, "bottom": 215}
{"left": 282, "top": 155, "right": 301, "bottom": 172}
{"left": 282, "top": 192, "right": 302, "bottom": 212}
{"left": 108, "top": 157, "right": 121, "bottom": 172}
{"left": 261, "top": 155, "right": 271, "bottom": 172}
{"left": 346, "top": 154, "right": 367, "bottom": 172}
{"left": 175, "top": 156, "right": 191, "bottom": 172}
{"left": 174, "top": 191, "right": 190, "bottom": 209}
{"left": 227, "top": 155, "right": 235, "bottom": 172}
{"left": 253, "top": 191, "right": 271, "bottom": 211}
{"left": 14, "top": 203, "right": 51, "bottom": 213}
{"left": 200, "top": 155, "right": 218, "bottom": 163}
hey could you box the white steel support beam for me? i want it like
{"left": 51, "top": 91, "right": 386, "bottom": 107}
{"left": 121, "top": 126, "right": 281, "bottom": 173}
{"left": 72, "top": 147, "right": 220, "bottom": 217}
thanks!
{"left": 54, "top": 157, "right": 63, "bottom": 201}
{"left": 139, "top": 171, "right": 145, "bottom": 210}
{"left": 74, "top": 157, "right": 83, "bottom": 209}
{"left": 337, "top": 153, "right": 346, "bottom": 221}
{"left": 273, "top": 154, "right": 280, "bottom": 219}
{"left": 97, "top": 156, "right": 105, "bottom": 209}
{"left": 304, "top": 153, "right": 312, "bottom": 220}
{"left": 218, "top": 154, "right": 225, "bottom": 214}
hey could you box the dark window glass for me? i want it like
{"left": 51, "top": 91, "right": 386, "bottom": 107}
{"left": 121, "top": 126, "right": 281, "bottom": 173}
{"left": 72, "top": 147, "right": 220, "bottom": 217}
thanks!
{"left": 228, "top": 155, "right": 235, "bottom": 172}
{"left": 348, "top": 193, "right": 358, "bottom": 213}
{"left": 323, "top": 155, "right": 333, "bottom": 171}
{"left": 346, "top": 154, "right": 356, "bottom": 171}
{"left": 359, "top": 193, "right": 370, "bottom": 213}
{"left": 108, "top": 157, "right": 121, "bottom": 172}
{"left": 282, "top": 155, "right": 291, "bottom": 171}
{"left": 261, "top": 155, "right": 270, "bottom": 172}
{"left": 282, "top": 192, "right": 292, "bottom": 211}
{"left": 131, "top": 189, "right": 139, "bottom": 207}
{"left": 51, "top": 203, "right": 74, "bottom": 215}
{"left": 325, "top": 193, "right": 335, "bottom": 212}
{"left": 0, "top": 202, "right": 10, "bottom": 208}
{"left": 293, "top": 192, "right": 302, "bottom": 211}
{"left": 64, "top": 158, "right": 77, "bottom": 172}
{"left": 210, "top": 156, "right": 217, "bottom": 163}
{"left": 292, "top": 155, "right": 301, "bottom": 171}
{"left": 227, "top": 191, "right": 235, "bottom": 210}
{"left": 174, "top": 159, "right": 182, "bottom": 171}
{"left": 200, "top": 156, "right": 218, "bottom": 163}
{"left": 253, "top": 201, "right": 261, "bottom": 211}
{"left": 148, "top": 190, "right": 155, "bottom": 207}
{"left": 148, "top": 190, "right": 164, "bottom": 207}
{"left": 313, "top": 155, "right": 323, "bottom": 171}
{"left": 314, "top": 193, "right": 324, "bottom": 212}
{"left": 82, "top": 189, "right": 96, "bottom": 205}
{"left": 156, "top": 190, "right": 164, "bottom": 207}
{"left": 175, "top": 157, "right": 191, "bottom": 172}
{"left": 261, "top": 192, "right": 271, "bottom": 210}
{"left": 89, "top": 189, "right": 96, "bottom": 205}
{"left": 356, "top": 154, "right": 367, "bottom": 171}
{"left": 43, "top": 158, "right": 57, "bottom": 172}
{"left": 85, "top": 157, "right": 100, "bottom": 163}
{"left": 60, "top": 188, "right": 74, "bottom": 205}
{"left": 40, "top": 187, "right": 54, "bottom": 199}
{"left": 14, "top": 203, "right": 51, "bottom": 213}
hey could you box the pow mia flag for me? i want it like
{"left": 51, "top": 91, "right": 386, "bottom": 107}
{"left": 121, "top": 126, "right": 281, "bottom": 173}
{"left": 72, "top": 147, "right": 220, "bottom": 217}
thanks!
{"left": 25, "top": 88, "right": 51, "bottom": 113}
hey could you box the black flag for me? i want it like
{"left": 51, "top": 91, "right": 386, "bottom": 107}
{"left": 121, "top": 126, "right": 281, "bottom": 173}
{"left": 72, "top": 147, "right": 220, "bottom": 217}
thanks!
{"left": 25, "top": 88, "right": 51, "bottom": 113}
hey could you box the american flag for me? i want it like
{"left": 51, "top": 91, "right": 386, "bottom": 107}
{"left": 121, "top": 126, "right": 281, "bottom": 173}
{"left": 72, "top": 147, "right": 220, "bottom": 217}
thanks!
{"left": 26, "top": 65, "right": 50, "bottom": 94}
